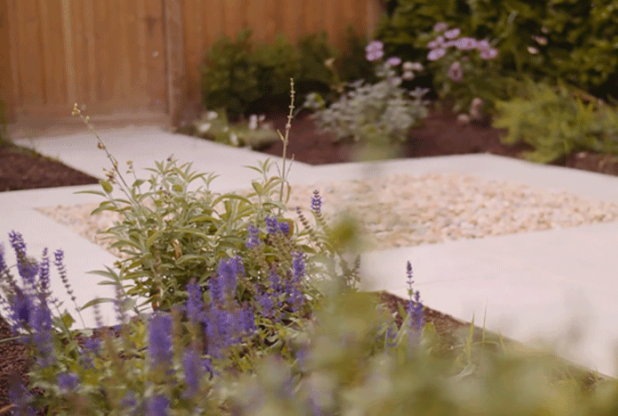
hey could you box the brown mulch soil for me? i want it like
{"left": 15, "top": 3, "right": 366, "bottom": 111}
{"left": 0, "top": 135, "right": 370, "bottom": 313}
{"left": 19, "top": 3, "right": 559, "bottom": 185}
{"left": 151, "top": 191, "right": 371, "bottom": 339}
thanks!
{"left": 0, "top": 143, "right": 99, "bottom": 192}
{"left": 1, "top": 102, "right": 615, "bottom": 413}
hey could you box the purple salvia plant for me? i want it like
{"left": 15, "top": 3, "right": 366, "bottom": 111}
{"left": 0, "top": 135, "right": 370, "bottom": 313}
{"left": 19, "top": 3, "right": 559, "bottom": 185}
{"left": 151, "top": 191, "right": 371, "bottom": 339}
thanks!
{"left": 287, "top": 251, "right": 306, "bottom": 313}
{"left": 185, "top": 277, "right": 203, "bottom": 324}
{"left": 246, "top": 223, "right": 260, "bottom": 248}
{"left": 54, "top": 249, "right": 76, "bottom": 305}
{"left": 146, "top": 394, "right": 170, "bottom": 416}
{"left": 265, "top": 216, "right": 279, "bottom": 235}
{"left": 213, "top": 257, "right": 240, "bottom": 307}
{"left": 57, "top": 372, "right": 80, "bottom": 392}
{"left": 9, "top": 231, "right": 38, "bottom": 287}
{"left": 31, "top": 300, "right": 55, "bottom": 367}
{"left": 8, "top": 375, "right": 35, "bottom": 416}
{"left": 148, "top": 313, "right": 174, "bottom": 368}
{"left": 182, "top": 348, "right": 203, "bottom": 399}
{"left": 311, "top": 190, "right": 322, "bottom": 214}
{"left": 405, "top": 261, "right": 424, "bottom": 336}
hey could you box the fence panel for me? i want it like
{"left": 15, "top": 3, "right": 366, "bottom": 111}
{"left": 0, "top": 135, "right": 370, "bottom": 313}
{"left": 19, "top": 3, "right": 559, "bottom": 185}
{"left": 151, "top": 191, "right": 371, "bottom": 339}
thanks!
{"left": 182, "top": 0, "right": 383, "bottom": 103}
{"left": 6, "top": 0, "right": 168, "bottom": 119}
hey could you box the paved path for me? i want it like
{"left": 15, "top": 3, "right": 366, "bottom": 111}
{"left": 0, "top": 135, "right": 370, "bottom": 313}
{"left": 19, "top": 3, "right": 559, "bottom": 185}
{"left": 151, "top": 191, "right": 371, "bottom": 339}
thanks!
{"left": 3, "top": 126, "right": 618, "bottom": 378}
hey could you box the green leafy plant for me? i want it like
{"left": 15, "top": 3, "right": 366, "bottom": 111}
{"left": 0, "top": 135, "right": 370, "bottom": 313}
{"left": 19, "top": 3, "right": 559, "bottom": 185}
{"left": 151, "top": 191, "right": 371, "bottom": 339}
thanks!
{"left": 200, "top": 28, "right": 262, "bottom": 120}
{"left": 251, "top": 35, "right": 301, "bottom": 101}
{"left": 295, "top": 31, "right": 339, "bottom": 97}
{"left": 493, "top": 79, "right": 618, "bottom": 164}
{"left": 307, "top": 41, "right": 430, "bottom": 145}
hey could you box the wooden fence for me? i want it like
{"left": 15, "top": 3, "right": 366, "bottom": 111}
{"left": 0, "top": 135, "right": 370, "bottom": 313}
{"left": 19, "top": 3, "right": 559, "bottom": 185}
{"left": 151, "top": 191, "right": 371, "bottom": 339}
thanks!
{"left": 1, "top": 0, "right": 384, "bottom": 127}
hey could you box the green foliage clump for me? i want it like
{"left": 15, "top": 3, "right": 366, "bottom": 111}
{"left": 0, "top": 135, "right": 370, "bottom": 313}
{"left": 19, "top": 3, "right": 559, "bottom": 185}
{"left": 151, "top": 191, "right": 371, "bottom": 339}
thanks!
{"left": 492, "top": 79, "right": 618, "bottom": 164}
{"left": 252, "top": 35, "right": 301, "bottom": 100}
{"left": 200, "top": 29, "right": 261, "bottom": 120}
{"left": 190, "top": 110, "right": 280, "bottom": 150}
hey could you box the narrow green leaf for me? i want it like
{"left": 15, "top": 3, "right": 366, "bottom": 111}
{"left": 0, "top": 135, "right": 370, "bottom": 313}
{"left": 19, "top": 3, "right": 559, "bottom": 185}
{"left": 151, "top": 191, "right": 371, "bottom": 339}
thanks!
{"left": 100, "top": 180, "right": 113, "bottom": 194}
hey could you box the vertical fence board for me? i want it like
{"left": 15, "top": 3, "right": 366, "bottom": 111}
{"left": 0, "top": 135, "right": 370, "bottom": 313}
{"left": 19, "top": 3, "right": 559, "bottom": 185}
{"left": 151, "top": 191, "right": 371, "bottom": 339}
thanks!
{"left": 0, "top": 0, "right": 15, "bottom": 121}
{"left": 5, "top": 0, "right": 383, "bottom": 121}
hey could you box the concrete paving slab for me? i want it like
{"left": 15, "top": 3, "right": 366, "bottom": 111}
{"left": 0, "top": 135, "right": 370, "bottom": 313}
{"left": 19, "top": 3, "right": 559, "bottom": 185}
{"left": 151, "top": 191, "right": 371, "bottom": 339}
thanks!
{"left": 6, "top": 126, "right": 618, "bottom": 378}
{"left": 0, "top": 209, "right": 144, "bottom": 329}
{"left": 358, "top": 222, "right": 618, "bottom": 377}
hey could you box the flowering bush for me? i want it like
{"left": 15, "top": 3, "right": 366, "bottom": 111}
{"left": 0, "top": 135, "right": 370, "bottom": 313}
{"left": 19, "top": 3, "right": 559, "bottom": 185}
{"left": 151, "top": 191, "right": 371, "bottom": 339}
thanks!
{"left": 424, "top": 22, "right": 505, "bottom": 114}
{"left": 307, "top": 40, "right": 430, "bottom": 145}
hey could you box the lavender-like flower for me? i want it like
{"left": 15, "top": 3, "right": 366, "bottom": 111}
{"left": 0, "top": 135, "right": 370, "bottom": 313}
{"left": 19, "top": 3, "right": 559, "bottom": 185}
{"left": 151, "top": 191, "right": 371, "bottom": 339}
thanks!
{"left": 146, "top": 394, "right": 170, "bottom": 416}
{"left": 182, "top": 348, "right": 203, "bottom": 399}
{"left": 148, "top": 313, "right": 173, "bottom": 368}
{"left": 9, "top": 231, "right": 38, "bottom": 286}
{"left": 479, "top": 47, "right": 499, "bottom": 60}
{"left": 365, "top": 40, "right": 384, "bottom": 61}
{"left": 8, "top": 376, "right": 35, "bottom": 416}
{"left": 265, "top": 216, "right": 279, "bottom": 235}
{"left": 405, "top": 261, "right": 424, "bottom": 334}
{"left": 311, "top": 190, "right": 322, "bottom": 214}
{"left": 57, "top": 372, "right": 80, "bottom": 392}
{"left": 278, "top": 221, "right": 290, "bottom": 236}
{"left": 246, "top": 223, "right": 260, "bottom": 248}
{"left": 214, "top": 258, "right": 240, "bottom": 306}
{"left": 0, "top": 244, "right": 8, "bottom": 277}
{"left": 31, "top": 297, "right": 55, "bottom": 368}
{"left": 185, "top": 278, "right": 204, "bottom": 324}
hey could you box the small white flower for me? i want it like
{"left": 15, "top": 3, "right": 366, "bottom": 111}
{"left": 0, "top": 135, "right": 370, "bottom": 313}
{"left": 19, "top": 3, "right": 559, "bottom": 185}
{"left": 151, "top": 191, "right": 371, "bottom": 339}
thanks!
{"left": 527, "top": 46, "right": 539, "bottom": 54}
{"left": 197, "top": 122, "right": 211, "bottom": 135}
{"left": 476, "top": 39, "right": 490, "bottom": 50}
{"left": 427, "top": 36, "right": 445, "bottom": 49}
{"left": 541, "top": 26, "right": 549, "bottom": 34}
{"left": 229, "top": 133, "right": 239, "bottom": 146}
{"left": 533, "top": 36, "right": 548, "bottom": 45}
{"left": 206, "top": 111, "right": 218, "bottom": 120}
{"left": 479, "top": 47, "right": 499, "bottom": 60}
{"left": 402, "top": 71, "right": 415, "bottom": 81}
{"left": 249, "top": 114, "right": 258, "bottom": 130}
{"left": 455, "top": 37, "right": 477, "bottom": 50}
{"left": 258, "top": 114, "right": 266, "bottom": 122}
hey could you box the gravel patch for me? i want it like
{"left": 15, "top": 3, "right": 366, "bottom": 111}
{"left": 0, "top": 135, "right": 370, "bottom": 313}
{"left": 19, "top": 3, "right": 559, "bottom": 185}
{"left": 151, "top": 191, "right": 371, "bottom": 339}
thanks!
{"left": 36, "top": 172, "right": 618, "bottom": 258}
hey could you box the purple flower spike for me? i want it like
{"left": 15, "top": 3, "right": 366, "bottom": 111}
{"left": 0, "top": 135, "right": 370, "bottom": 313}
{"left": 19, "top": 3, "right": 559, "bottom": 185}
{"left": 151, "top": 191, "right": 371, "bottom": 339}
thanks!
{"left": 57, "top": 372, "right": 80, "bottom": 392}
{"left": 148, "top": 313, "right": 173, "bottom": 368}
{"left": 476, "top": 39, "right": 490, "bottom": 50}
{"left": 448, "top": 61, "right": 464, "bottom": 82}
{"left": 182, "top": 348, "right": 203, "bottom": 399}
{"left": 427, "top": 48, "right": 446, "bottom": 61}
{"left": 185, "top": 278, "right": 203, "bottom": 324}
{"left": 146, "top": 395, "right": 169, "bottom": 416}
{"left": 311, "top": 190, "right": 322, "bottom": 214}
{"left": 8, "top": 377, "right": 35, "bottom": 416}
{"left": 246, "top": 223, "right": 260, "bottom": 248}
{"left": 265, "top": 216, "right": 279, "bottom": 235}
{"left": 292, "top": 251, "right": 306, "bottom": 282}
{"left": 444, "top": 28, "right": 461, "bottom": 39}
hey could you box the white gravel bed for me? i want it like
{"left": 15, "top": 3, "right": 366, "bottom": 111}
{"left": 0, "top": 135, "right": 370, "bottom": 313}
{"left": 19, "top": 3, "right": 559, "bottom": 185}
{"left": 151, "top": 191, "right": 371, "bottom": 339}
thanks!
{"left": 36, "top": 172, "right": 618, "bottom": 259}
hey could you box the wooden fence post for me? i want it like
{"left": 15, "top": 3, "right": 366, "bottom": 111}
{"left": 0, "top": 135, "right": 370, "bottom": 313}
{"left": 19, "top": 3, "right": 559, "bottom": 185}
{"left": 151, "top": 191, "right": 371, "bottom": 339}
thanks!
{"left": 164, "top": 0, "right": 185, "bottom": 128}
{"left": 0, "top": 0, "right": 15, "bottom": 123}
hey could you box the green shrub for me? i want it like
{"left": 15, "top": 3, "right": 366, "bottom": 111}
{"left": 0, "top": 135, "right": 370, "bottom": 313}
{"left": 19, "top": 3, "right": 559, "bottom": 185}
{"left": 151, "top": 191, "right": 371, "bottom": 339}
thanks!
{"left": 336, "top": 25, "right": 377, "bottom": 86}
{"left": 492, "top": 79, "right": 618, "bottom": 164}
{"left": 295, "top": 31, "right": 339, "bottom": 97}
{"left": 252, "top": 35, "right": 301, "bottom": 100}
{"left": 200, "top": 28, "right": 261, "bottom": 120}
{"left": 376, "top": 0, "right": 618, "bottom": 103}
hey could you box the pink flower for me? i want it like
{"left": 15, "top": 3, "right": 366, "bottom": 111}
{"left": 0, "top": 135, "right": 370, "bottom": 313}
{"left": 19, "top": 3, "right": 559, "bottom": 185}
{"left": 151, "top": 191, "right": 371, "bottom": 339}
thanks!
{"left": 455, "top": 37, "right": 477, "bottom": 50}
{"left": 433, "top": 22, "right": 448, "bottom": 32}
{"left": 444, "top": 28, "right": 461, "bottom": 39}
{"left": 479, "top": 47, "right": 499, "bottom": 60}
{"left": 427, "top": 48, "right": 446, "bottom": 61}
{"left": 448, "top": 61, "right": 464, "bottom": 82}
{"left": 365, "top": 40, "right": 384, "bottom": 61}
{"left": 387, "top": 56, "right": 402, "bottom": 66}
{"left": 476, "top": 39, "right": 490, "bottom": 50}
{"left": 427, "top": 36, "right": 445, "bottom": 49}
